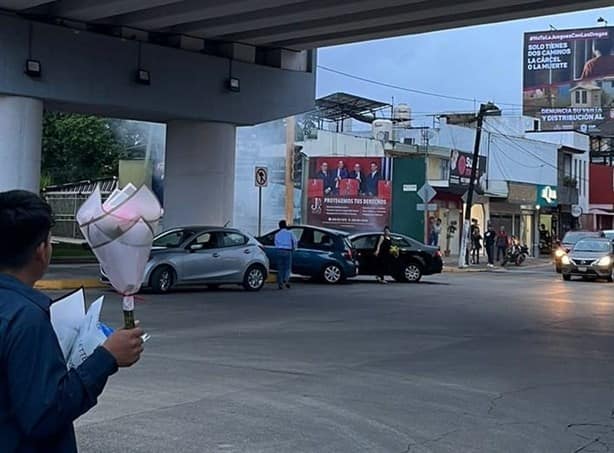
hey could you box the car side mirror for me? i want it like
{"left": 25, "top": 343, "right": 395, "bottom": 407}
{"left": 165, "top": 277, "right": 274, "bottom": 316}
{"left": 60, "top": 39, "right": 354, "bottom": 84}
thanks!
{"left": 189, "top": 243, "right": 204, "bottom": 252}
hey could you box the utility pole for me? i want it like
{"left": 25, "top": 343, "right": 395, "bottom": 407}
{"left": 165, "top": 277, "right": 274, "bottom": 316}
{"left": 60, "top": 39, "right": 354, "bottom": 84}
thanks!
{"left": 285, "top": 116, "right": 296, "bottom": 223}
{"left": 458, "top": 102, "right": 499, "bottom": 268}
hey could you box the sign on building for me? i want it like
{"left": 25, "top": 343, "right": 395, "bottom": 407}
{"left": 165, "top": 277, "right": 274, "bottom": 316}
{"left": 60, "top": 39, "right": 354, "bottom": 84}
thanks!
{"left": 449, "top": 150, "right": 487, "bottom": 193}
{"left": 523, "top": 27, "right": 614, "bottom": 132}
{"left": 536, "top": 184, "right": 558, "bottom": 207}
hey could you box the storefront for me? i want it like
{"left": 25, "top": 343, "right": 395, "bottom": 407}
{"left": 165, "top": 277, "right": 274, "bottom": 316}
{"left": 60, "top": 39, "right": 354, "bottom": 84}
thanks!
{"left": 431, "top": 188, "right": 463, "bottom": 256}
{"left": 489, "top": 183, "right": 540, "bottom": 256}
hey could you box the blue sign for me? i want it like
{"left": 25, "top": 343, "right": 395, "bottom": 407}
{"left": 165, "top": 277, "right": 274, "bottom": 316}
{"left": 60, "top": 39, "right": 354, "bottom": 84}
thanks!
{"left": 536, "top": 185, "right": 557, "bottom": 207}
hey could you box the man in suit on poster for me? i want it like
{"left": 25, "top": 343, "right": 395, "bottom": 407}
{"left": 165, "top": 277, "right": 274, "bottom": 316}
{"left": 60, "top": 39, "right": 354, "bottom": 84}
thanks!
{"left": 365, "top": 161, "right": 382, "bottom": 196}
{"left": 316, "top": 162, "right": 335, "bottom": 195}
{"left": 350, "top": 163, "right": 366, "bottom": 195}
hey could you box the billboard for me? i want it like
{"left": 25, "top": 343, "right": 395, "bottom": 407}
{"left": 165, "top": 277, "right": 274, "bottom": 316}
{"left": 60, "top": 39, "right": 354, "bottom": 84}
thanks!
{"left": 306, "top": 157, "right": 392, "bottom": 232}
{"left": 523, "top": 27, "right": 614, "bottom": 132}
{"left": 449, "top": 150, "right": 487, "bottom": 194}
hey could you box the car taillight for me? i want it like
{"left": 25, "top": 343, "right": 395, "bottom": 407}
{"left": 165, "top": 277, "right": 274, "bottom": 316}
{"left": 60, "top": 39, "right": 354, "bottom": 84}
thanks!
{"left": 434, "top": 250, "right": 442, "bottom": 258}
{"left": 344, "top": 248, "right": 353, "bottom": 260}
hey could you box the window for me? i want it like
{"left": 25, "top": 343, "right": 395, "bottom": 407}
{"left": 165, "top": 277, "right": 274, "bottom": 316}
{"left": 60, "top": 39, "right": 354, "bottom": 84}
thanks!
{"left": 391, "top": 236, "right": 411, "bottom": 248}
{"left": 299, "top": 228, "right": 335, "bottom": 249}
{"left": 439, "top": 158, "right": 450, "bottom": 180}
{"left": 191, "top": 232, "right": 217, "bottom": 249}
{"left": 575, "top": 91, "right": 581, "bottom": 104}
{"left": 153, "top": 230, "right": 190, "bottom": 248}
{"left": 221, "top": 232, "right": 248, "bottom": 248}
{"left": 352, "top": 235, "right": 379, "bottom": 250}
{"left": 259, "top": 232, "right": 275, "bottom": 246}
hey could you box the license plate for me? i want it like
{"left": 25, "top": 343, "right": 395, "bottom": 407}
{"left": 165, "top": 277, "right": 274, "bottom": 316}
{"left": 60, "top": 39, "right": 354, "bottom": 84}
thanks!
{"left": 577, "top": 266, "right": 587, "bottom": 272}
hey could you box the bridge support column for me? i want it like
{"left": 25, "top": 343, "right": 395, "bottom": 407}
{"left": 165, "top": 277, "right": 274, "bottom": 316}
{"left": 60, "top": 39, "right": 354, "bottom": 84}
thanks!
{"left": 163, "top": 121, "right": 236, "bottom": 229}
{"left": 0, "top": 96, "right": 43, "bottom": 193}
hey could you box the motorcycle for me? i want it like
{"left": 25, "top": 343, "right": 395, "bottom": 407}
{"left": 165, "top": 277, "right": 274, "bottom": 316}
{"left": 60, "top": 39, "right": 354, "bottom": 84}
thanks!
{"left": 501, "top": 242, "right": 529, "bottom": 267}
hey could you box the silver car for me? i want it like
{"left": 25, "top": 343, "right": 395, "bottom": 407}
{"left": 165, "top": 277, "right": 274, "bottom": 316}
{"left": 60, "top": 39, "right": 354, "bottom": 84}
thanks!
{"left": 102, "top": 226, "right": 269, "bottom": 293}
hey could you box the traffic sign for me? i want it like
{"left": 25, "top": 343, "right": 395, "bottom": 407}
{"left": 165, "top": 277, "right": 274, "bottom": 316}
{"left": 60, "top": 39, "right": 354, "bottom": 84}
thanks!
{"left": 255, "top": 167, "right": 268, "bottom": 188}
{"left": 416, "top": 203, "right": 438, "bottom": 212}
{"left": 417, "top": 183, "right": 436, "bottom": 203}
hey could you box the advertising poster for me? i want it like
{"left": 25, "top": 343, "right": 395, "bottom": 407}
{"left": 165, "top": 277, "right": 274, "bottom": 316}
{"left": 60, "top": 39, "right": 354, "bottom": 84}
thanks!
{"left": 449, "top": 150, "right": 487, "bottom": 194}
{"left": 523, "top": 27, "right": 614, "bottom": 132}
{"left": 306, "top": 157, "right": 392, "bottom": 232}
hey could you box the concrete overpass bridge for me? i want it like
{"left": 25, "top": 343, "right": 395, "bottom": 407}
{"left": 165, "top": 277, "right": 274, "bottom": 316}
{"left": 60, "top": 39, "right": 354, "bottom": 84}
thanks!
{"left": 0, "top": 0, "right": 610, "bottom": 227}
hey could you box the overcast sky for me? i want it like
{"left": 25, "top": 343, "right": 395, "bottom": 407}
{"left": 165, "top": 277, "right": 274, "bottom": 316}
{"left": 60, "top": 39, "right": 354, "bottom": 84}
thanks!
{"left": 316, "top": 6, "right": 614, "bottom": 126}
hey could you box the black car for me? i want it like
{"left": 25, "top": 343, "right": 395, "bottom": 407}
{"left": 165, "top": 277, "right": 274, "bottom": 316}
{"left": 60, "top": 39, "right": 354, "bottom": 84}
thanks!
{"left": 349, "top": 232, "right": 443, "bottom": 282}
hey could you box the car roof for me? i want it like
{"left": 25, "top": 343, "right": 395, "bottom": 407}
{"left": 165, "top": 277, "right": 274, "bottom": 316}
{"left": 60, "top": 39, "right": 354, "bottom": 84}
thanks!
{"left": 159, "top": 226, "right": 244, "bottom": 234}
{"left": 576, "top": 237, "right": 610, "bottom": 243}
{"left": 287, "top": 224, "right": 350, "bottom": 236}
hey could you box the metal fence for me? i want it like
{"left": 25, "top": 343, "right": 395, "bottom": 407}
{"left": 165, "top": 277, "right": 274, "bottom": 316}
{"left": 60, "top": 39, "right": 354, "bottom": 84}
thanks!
{"left": 43, "top": 177, "right": 118, "bottom": 240}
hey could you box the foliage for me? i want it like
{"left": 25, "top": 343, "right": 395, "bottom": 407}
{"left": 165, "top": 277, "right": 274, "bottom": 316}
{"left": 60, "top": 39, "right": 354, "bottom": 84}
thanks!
{"left": 562, "top": 175, "right": 578, "bottom": 188}
{"left": 42, "top": 112, "right": 122, "bottom": 187}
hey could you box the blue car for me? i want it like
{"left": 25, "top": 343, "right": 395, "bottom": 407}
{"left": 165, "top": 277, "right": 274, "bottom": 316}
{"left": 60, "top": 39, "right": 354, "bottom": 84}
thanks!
{"left": 257, "top": 225, "right": 357, "bottom": 284}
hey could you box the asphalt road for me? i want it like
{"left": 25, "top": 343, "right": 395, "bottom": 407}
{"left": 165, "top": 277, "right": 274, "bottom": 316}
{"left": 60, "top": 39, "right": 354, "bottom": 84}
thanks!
{"left": 52, "top": 270, "right": 614, "bottom": 452}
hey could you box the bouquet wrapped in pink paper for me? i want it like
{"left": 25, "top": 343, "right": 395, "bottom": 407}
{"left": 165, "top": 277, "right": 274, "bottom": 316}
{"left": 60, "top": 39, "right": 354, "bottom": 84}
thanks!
{"left": 76, "top": 184, "right": 162, "bottom": 328}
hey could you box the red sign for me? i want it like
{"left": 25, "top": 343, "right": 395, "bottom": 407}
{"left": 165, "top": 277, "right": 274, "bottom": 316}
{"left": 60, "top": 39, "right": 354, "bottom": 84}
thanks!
{"left": 306, "top": 157, "right": 392, "bottom": 232}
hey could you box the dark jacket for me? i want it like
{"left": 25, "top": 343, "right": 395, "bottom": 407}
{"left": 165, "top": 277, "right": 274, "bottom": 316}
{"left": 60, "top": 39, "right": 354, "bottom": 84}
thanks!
{"left": 349, "top": 171, "right": 366, "bottom": 193}
{"left": 317, "top": 171, "right": 335, "bottom": 194}
{"left": 484, "top": 230, "right": 497, "bottom": 246}
{"left": 0, "top": 273, "right": 118, "bottom": 452}
{"left": 365, "top": 171, "right": 381, "bottom": 196}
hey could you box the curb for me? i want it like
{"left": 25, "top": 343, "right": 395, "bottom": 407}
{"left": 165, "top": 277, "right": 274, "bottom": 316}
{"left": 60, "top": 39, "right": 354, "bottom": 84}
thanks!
{"left": 35, "top": 279, "right": 108, "bottom": 291}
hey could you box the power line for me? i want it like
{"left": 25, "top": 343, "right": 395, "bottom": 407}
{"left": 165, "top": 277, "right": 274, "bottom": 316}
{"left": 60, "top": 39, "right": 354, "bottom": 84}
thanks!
{"left": 317, "top": 64, "right": 523, "bottom": 108}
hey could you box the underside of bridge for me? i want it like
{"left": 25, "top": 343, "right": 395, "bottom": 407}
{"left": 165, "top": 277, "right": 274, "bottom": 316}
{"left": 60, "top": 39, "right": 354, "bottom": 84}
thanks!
{"left": 0, "top": 0, "right": 610, "bottom": 226}
{"left": 1, "top": 0, "right": 612, "bottom": 50}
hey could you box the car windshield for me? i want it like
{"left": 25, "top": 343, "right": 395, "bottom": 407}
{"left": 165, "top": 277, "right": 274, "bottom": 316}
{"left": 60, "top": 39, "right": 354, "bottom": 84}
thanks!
{"left": 563, "top": 232, "right": 600, "bottom": 244}
{"left": 574, "top": 240, "right": 611, "bottom": 252}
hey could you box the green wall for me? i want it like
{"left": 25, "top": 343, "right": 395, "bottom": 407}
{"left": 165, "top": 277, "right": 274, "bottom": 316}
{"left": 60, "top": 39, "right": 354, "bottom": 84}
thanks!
{"left": 391, "top": 157, "right": 426, "bottom": 241}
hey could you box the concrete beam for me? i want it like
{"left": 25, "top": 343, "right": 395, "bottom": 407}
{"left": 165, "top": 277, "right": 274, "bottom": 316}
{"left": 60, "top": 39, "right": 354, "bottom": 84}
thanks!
{"left": 222, "top": 0, "right": 533, "bottom": 44}
{"left": 0, "top": 0, "right": 55, "bottom": 10}
{"left": 169, "top": 0, "right": 417, "bottom": 37}
{"left": 270, "top": 0, "right": 614, "bottom": 49}
{"left": 52, "top": 0, "right": 181, "bottom": 22}
{"left": 111, "top": 0, "right": 306, "bottom": 30}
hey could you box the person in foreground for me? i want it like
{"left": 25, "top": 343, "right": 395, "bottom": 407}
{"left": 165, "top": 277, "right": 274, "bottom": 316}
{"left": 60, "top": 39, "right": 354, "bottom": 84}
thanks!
{"left": 0, "top": 190, "right": 144, "bottom": 453}
{"left": 274, "top": 220, "right": 297, "bottom": 289}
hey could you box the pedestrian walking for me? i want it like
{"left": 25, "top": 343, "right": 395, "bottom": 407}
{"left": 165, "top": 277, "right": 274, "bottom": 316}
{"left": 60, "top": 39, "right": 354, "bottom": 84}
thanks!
{"left": 375, "top": 226, "right": 393, "bottom": 284}
{"left": 484, "top": 223, "right": 496, "bottom": 267}
{"left": 0, "top": 190, "right": 144, "bottom": 453}
{"left": 471, "top": 221, "right": 482, "bottom": 264}
{"left": 429, "top": 218, "right": 442, "bottom": 246}
{"left": 274, "top": 220, "right": 297, "bottom": 289}
{"left": 496, "top": 226, "right": 509, "bottom": 262}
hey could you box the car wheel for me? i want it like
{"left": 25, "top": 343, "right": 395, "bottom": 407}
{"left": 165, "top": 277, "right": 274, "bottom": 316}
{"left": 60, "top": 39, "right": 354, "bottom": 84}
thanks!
{"left": 608, "top": 268, "right": 614, "bottom": 283}
{"left": 243, "top": 265, "right": 266, "bottom": 291}
{"left": 562, "top": 274, "right": 571, "bottom": 281}
{"left": 151, "top": 266, "right": 174, "bottom": 294}
{"left": 402, "top": 262, "right": 423, "bottom": 283}
{"left": 321, "top": 263, "right": 343, "bottom": 284}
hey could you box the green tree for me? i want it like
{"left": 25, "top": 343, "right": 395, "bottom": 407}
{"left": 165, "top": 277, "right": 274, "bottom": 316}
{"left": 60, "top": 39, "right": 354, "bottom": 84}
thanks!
{"left": 42, "top": 112, "right": 122, "bottom": 186}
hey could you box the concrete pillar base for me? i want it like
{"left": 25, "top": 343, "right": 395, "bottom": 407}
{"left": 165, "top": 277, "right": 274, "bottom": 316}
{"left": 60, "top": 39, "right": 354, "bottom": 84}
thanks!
{"left": 0, "top": 96, "right": 43, "bottom": 192}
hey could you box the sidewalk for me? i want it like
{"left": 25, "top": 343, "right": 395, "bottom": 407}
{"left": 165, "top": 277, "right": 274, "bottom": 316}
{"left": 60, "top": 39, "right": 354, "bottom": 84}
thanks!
{"left": 443, "top": 254, "right": 553, "bottom": 273}
{"left": 35, "top": 263, "right": 107, "bottom": 291}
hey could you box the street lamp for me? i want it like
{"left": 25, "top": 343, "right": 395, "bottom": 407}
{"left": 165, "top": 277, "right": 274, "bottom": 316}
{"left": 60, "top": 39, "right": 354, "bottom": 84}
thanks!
{"left": 458, "top": 102, "right": 501, "bottom": 268}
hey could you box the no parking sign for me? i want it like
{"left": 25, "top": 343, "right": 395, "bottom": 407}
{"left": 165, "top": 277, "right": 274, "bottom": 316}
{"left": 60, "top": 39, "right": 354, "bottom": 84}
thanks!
{"left": 255, "top": 167, "right": 268, "bottom": 188}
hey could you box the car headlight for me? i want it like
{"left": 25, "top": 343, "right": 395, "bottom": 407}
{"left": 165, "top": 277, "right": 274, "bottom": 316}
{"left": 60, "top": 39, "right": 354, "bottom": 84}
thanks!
{"left": 561, "top": 255, "right": 571, "bottom": 265}
{"left": 598, "top": 256, "right": 612, "bottom": 267}
{"left": 555, "top": 249, "right": 566, "bottom": 258}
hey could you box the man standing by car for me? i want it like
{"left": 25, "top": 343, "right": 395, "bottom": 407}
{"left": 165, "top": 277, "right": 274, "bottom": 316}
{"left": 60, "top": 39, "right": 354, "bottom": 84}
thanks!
{"left": 274, "top": 220, "right": 297, "bottom": 289}
{"left": 0, "top": 190, "right": 144, "bottom": 453}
